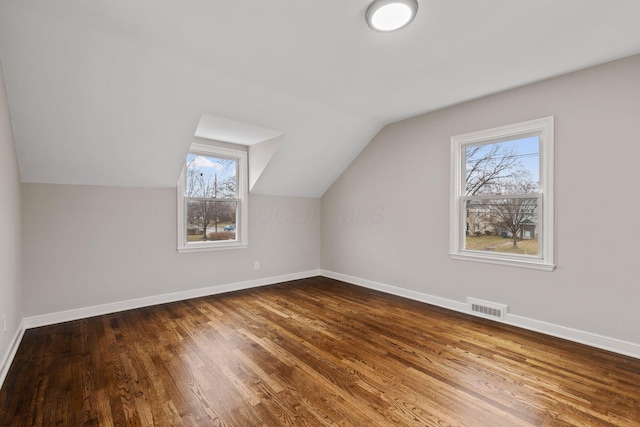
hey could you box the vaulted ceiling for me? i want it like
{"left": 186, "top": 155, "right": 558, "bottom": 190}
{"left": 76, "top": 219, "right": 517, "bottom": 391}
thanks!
{"left": 1, "top": 1, "right": 640, "bottom": 197}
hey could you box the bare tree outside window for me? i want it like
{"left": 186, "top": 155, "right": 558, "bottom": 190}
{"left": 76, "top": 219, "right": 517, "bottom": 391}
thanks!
{"left": 185, "top": 155, "right": 238, "bottom": 241}
{"left": 463, "top": 137, "right": 540, "bottom": 254}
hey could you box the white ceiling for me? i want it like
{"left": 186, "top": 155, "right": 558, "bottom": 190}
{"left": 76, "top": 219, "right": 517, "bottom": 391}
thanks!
{"left": 1, "top": 0, "right": 640, "bottom": 197}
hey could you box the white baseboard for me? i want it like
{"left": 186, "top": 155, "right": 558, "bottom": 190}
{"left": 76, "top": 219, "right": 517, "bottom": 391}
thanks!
{"left": 0, "top": 319, "right": 25, "bottom": 390}
{"left": 23, "top": 270, "right": 321, "bottom": 329}
{"left": 322, "top": 270, "right": 469, "bottom": 312}
{"left": 321, "top": 269, "right": 640, "bottom": 360}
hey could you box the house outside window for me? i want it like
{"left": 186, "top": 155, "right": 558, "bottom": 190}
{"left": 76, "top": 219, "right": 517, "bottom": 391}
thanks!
{"left": 450, "top": 117, "right": 554, "bottom": 271}
{"left": 177, "top": 142, "right": 248, "bottom": 252}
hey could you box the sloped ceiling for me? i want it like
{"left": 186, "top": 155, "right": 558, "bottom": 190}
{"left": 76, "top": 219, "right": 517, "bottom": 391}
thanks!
{"left": 1, "top": 1, "right": 640, "bottom": 197}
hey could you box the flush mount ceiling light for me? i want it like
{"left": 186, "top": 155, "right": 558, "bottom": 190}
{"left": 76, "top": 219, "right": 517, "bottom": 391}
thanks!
{"left": 366, "top": 0, "right": 418, "bottom": 32}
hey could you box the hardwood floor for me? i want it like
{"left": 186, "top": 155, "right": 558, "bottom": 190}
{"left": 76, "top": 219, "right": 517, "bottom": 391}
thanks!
{"left": 1, "top": 277, "right": 639, "bottom": 426}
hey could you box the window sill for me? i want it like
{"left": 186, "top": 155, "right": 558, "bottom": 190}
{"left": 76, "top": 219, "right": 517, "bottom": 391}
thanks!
{"left": 177, "top": 241, "right": 247, "bottom": 253}
{"left": 450, "top": 252, "right": 555, "bottom": 271}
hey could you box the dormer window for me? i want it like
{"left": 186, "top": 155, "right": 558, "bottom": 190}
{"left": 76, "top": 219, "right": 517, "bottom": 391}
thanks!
{"left": 177, "top": 142, "right": 248, "bottom": 252}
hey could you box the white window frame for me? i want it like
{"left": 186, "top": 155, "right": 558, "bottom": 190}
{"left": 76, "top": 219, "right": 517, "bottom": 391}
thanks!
{"left": 450, "top": 116, "right": 555, "bottom": 271}
{"left": 177, "top": 142, "right": 248, "bottom": 253}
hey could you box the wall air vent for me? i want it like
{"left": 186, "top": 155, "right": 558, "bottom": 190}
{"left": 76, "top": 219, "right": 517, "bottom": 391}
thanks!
{"left": 467, "top": 298, "right": 508, "bottom": 321}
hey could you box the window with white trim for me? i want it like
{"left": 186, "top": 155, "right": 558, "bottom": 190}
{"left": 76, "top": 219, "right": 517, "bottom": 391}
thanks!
{"left": 177, "top": 142, "right": 248, "bottom": 252}
{"left": 450, "top": 117, "right": 554, "bottom": 271}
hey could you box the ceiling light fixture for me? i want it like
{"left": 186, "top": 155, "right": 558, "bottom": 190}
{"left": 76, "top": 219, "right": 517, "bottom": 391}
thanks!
{"left": 366, "top": 0, "right": 418, "bottom": 32}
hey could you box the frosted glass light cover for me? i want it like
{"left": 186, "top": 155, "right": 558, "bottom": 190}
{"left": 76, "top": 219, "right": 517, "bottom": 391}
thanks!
{"left": 371, "top": 4, "right": 412, "bottom": 31}
{"left": 366, "top": 0, "right": 418, "bottom": 32}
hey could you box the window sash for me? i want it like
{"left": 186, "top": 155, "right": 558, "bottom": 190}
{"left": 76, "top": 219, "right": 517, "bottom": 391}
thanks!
{"left": 461, "top": 193, "right": 541, "bottom": 201}
{"left": 460, "top": 194, "right": 543, "bottom": 259}
{"left": 185, "top": 196, "right": 240, "bottom": 203}
{"left": 185, "top": 154, "right": 239, "bottom": 199}
{"left": 184, "top": 199, "right": 239, "bottom": 243}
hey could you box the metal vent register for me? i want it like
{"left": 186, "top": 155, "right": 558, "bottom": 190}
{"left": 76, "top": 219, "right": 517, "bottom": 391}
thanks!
{"left": 467, "top": 298, "right": 508, "bottom": 321}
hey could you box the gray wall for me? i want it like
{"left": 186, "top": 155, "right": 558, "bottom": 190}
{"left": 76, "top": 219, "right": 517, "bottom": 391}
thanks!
{"left": 12, "top": 54, "right": 640, "bottom": 354}
{"left": 22, "top": 185, "right": 320, "bottom": 317}
{"left": 322, "top": 54, "right": 640, "bottom": 345}
{"left": 0, "top": 62, "right": 22, "bottom": 372}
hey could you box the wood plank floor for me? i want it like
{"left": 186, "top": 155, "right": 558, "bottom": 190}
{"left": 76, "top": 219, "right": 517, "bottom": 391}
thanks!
{"left": 2, "top": 277, "right": 640, "bottom": 426}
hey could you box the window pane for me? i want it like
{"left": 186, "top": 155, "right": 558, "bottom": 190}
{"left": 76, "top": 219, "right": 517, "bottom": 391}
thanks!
{"left": 186, "top": 201, "right": 237, "bottom": 241}
{"left": 465, "top": 198, "right": 539, "bottom": 256}
{"left": 465, "top": 136, "right": 539, "bottom": 196}
{"left": 185, "top": 154, "right": 237, "bottom": 198}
